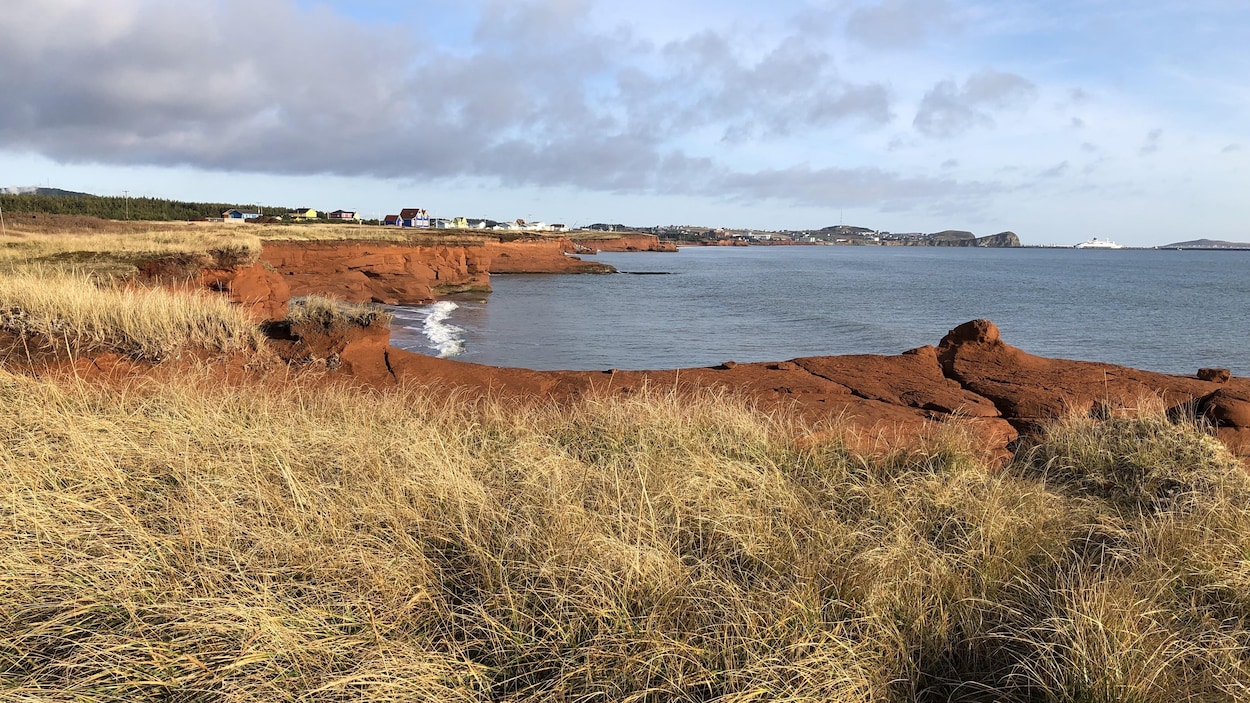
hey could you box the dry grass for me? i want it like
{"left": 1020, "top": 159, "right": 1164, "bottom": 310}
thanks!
{"left": 1, "top": 370, "right": 1247, "bottom": 701}
{"left": 0, "top": 218, "right": 263, "bottom": 277}
{"left": 0, "top": 271, "right": 266, "bottom": 361}
{"left": 286, "top": 295, "right": 394, "bottom": 330}
{"left": 0, "top": 217, "right": 547, "bottom": 278}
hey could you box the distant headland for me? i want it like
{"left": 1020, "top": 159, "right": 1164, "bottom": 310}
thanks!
{"left": 1160, "top": 239, "right": 1250, "bottom": 250}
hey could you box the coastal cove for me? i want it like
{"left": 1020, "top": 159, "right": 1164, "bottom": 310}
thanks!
{"left": 392, "top": 246, "right": 1250, "bottom": 376}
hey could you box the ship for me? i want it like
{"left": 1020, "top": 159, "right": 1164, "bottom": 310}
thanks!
{"left": 1074, "top": 238, "right": 1123, "bottom": 249}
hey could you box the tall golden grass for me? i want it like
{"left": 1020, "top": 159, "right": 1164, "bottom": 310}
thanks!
{"left": 1, "top": 369, "right": 1247, "bottom": 701}
{"left": 0, "top": 219, "right": 262, "bottom": 276}
{"left": 0, "top": 216, "right": 579, "bottom": 271}
{"left": 0, "top": 271, "right": 266, "bottom": 361}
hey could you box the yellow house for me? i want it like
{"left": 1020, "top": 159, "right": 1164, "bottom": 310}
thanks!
{"left": 288, "top": 208, "right": 318, "bottom": 220}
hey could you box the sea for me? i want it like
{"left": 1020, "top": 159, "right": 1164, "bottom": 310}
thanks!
{"left": 388, "top": 246, "right": 1250, "bottom": 376}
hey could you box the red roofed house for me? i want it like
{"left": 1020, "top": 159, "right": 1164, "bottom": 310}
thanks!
{"left": 399, "top": 208, "right": 430, "bottom": 228}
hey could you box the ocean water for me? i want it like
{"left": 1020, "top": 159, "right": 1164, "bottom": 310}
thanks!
{"left": 388, "top": 246, "right": 1250, "bottom": 375}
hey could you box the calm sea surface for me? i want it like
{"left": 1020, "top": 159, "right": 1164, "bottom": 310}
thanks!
{"left": 389, "top": 246, "right": 1250, "bottom": 375}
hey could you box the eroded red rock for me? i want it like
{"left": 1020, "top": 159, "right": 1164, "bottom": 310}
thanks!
{"left": 1199, "top": 367, "right": 1232, "bottom": 383}
{"left": 1201, "top": 386, "right": 1250, "bottom": 428}
{"left": 937, "top": 319, "right": 1221, "bottom": 426}
{"left": 575, "top": 234, "right": 677, "bottom": 252}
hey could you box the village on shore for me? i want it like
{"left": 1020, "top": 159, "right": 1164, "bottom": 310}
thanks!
{"left": 219, "top": 205, "right": 1023, "bottom": 247}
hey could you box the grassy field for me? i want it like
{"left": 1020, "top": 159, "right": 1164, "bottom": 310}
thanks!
{"left": 0, "top": 215, "right": 586, "bottom": 277}
{"left": 2, "top": 366, "right": 1247, "bottom": 701}
{"left": 0, "top": 217, "right": 263, "bottom": 277}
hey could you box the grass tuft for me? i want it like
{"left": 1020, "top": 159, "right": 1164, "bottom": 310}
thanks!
{"left": 286, "top": 295, "right": 393, "bottom": 330}
{"left": 0, "top": 271, "right": 267, "bottom": 361}
{"left": 1020, "top": 407, "right": 1248, "bottom": 513}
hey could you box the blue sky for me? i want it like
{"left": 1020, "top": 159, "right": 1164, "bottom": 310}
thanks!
{"left": 1, "top": 0, "right": 1246, "bottom": 245}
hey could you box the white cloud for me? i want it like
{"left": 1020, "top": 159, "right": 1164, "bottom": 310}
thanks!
{"left": 845, "top": 0, "right": 956, "bottom": 49}
{"left": 913, "top": 69, "right": 1037, "bottom": 138}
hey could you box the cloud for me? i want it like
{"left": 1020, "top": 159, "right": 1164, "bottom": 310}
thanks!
{"left": 1223, "top": 143, "right": 1241, "bottom": 153}
{"left": 1139, "top": 128, "right": 1163, "bottom": 156}
{"left": 647, "top": 31, "right": 894, "bottom": 142}
{"left": 715, "top": 163, "right": 979, "bottom": 209}
{"left": 1070, "top": 117, "right": 1085, "bottom": 129}
{"left": 845, "top": 0, "right": 955, "bottom": 49}
{"left": 1039, "top": 161, "right": 1069, "bottom": 178}
{"left": 913, "top": 69, "right": 1037, "bottom": 138}
{"left": 0, "top": 0, "right": 911, "bottom": 202}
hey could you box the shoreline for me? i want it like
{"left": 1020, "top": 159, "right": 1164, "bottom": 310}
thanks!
{"left": 3, "top": 225, "right": 1246, "bottom": 458}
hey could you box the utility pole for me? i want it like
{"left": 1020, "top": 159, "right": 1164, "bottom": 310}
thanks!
{"left": 0, "top": 201, "right": 6, "bottom": 237}
{"left": 123, "top": 190, "right": 130, "bottom": 220}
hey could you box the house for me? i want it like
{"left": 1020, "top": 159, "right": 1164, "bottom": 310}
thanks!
{"left": 398, "top": 208, "right": 430, "bottom": 228}
{"left": 288, "top": 208, "right": 318, "bottom": 220}
{"left": 222, "top": 209, "right": 261, "bottom": 221}
{"left": 328, "top": 210, "right": 357, "bottom": 220}
{"left": 383, "top": 215, "right": 401, "bottom": 226}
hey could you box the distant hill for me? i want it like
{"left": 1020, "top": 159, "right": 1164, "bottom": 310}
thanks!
{"left": 1, "top": 186, "right": 95, "bottom": 198}
{"left": 819, "top": 224, "right": 873, "bottom": 234}
{"left": 1160, "top": 239, "right": 1250, "bottom": 250}
{"left": 927, "top": 229, "right": 976, "bottom": 242}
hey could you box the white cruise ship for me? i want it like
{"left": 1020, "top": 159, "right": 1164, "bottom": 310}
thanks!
{"left": 1074, "top": 238, "right": 1123, "bottom": 249}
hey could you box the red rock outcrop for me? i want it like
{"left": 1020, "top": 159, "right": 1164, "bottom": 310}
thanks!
{"left": 260, "top": 241, "right": 492, "bottom": 306}
{"left": 256, "top": 238, "right": 612, "bottom": 309}
{"left": 1199, "top": 387, "right": 1250, "bottom": 454}
{"left": 574, "top": 234, "right": 677, "bottom": 252}
{"left": 136, "top": 256, "right": 291, "bottom": 321}
{"left": 480, "top": 239, "right": 614, "bottom": 274}
{"left": 351, "top": 332, "right": 1020, "bottom": 457}
{"left": 197, "top": 264, "right": 291, "bottom": 320}
{"left": 936, "top": 319, "right": 1221, "bottom": 425}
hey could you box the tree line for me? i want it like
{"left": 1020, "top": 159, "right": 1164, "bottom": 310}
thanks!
{"left": 0, "top": 193, "right": 290, "bottom": 221}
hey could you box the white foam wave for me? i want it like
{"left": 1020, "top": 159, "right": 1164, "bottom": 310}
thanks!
{"left": 422, "top": 301, "right": 466, "bottom": 358}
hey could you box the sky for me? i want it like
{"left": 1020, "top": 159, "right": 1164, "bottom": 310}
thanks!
{"left": 1, "top": 0, "right": 1246, "bottom": 246}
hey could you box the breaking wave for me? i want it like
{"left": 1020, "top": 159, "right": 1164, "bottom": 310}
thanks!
{"left": 422, "top": 301, "right": 465, "bottom": 358}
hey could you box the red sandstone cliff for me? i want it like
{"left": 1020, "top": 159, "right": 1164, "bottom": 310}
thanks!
{"left": 256, "top": 238, "right": 612, "bottom": 309}
{"left": 573, "top": 234, "right": 677, "bottom": 253}
{"left": 259, "top": 241, "right": 491, "bottom": 306}
{"left": 480, "top": 238, "right": 614, "bottom": 274}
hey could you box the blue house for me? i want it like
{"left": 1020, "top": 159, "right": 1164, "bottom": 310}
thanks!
{"left": 222, "top": 209, "right": 261, "bottom": 221}
{"left": 399, "top": 207, "right": 431, "bottom": 228}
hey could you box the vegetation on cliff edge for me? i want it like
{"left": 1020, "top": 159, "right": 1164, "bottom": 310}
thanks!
{"left": 0, "top": 271, "right": 266, "bottom": 361}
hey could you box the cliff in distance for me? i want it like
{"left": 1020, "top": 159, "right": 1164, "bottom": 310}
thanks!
{"left": 922, "top": 230, "right": 1021, "bottom": 247}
